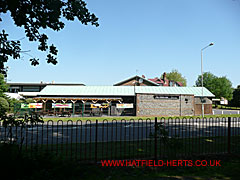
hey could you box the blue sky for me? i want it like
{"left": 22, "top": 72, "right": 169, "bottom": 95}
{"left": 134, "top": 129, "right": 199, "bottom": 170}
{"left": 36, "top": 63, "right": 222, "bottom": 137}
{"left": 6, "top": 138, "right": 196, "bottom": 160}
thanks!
{"left": 2, "top": 0, "right": 240, "bottom": 87}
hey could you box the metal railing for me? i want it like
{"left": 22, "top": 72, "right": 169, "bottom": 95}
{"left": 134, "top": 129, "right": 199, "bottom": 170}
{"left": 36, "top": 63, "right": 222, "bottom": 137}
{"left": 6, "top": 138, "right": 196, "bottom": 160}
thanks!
{"left": 0, "top": 117, "right": 239, "bottom": 162}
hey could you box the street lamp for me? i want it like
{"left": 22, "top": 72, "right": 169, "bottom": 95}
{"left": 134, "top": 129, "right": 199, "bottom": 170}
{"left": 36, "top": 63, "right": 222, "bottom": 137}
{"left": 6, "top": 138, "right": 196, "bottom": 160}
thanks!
{"left": 201, "top": 42, "right": 214, "bottom": 117}
{"left": 133, "top": 75, "right": 143, "bottom": 116}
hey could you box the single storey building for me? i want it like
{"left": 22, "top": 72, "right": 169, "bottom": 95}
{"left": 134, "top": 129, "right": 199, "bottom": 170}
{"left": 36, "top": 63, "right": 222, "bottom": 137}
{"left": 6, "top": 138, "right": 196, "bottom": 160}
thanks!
{"left": 33, "top": 85, "right": 214, "bottom": 117}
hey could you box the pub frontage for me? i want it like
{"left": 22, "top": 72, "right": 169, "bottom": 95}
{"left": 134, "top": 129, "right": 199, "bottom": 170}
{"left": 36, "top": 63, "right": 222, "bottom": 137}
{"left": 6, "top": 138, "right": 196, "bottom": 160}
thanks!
{"left": 20, "top": 85, "right": 215, "bottom": 117}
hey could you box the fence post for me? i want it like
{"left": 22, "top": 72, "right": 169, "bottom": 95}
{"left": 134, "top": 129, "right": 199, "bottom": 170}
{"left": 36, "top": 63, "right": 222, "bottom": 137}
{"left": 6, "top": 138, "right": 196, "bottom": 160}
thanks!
{"left": 154, "top": 117, "right": 157, "bottom": 160}
{"left": 95, "top": 120, "right": 98, "bottom": 162}
{"left": 227, "top": 117, "right": 231, "bottom": 154}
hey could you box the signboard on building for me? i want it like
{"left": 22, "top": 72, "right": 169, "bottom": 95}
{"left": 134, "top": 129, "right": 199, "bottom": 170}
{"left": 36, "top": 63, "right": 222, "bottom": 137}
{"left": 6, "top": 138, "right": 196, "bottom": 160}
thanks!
{"left": 52, "top": 103, "right": 72, "bottom": 108}
{"left": 154, "top": 95, "right": 179, "bottom": 100}
{"left": 116, "top": 103, "right": 133, "bottom": 109}
{"left": 91, "top": 103, "right": 109, "bottom": 108}
{"left": 21, "top": 103, "right": 43, "bottom": 109}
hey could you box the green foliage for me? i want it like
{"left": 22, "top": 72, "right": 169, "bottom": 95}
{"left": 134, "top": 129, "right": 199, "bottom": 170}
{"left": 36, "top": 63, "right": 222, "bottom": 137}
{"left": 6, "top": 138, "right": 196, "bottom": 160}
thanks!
{"left": 0, "top": 0, "right": 99, "bottom": 75}
{"left": 6, "top": 97, "right": 20, "bottom": 111}
{"left": 230, "top": 86, "right": 240, "bottom": 107}
{"left": 164, "top": 69, "right": 187, "bottom": 86}
{"left": 0, "top": 113, "right": 44, "bottom": 150}
{"left": 214, "top": 77, "right": 233, "bottom": 100}
{"left": 7, "top": 98, "right": 35, "bottom": 114}
{"left": 195, "top": 72, "right": 233, "bottom": 100}
{"left": 6, "top": 97, "right": 18, "bottom": 108}
{"left": 195, "top": 72, "right": 216, "bottom": 88}
{"left": 4, "top": 96, "right": 26, "bottom": 113}
{"left": 0, "top": 97, "right": 9, "bottom": 116}
{"left": 0, "top": 73, "right": 8, "bottom": 97}
{"left": 24, "top": 98, "right": 35, "bottom": 103}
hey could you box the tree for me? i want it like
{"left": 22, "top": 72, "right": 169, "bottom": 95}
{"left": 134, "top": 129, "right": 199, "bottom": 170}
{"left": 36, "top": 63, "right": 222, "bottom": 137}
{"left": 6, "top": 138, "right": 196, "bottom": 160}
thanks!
{"left": 195, "top": 72, "right": 217, "bottom": 89}
{"left": 164, "top": 69, "right": 187, "bottom": 86}
{"left": 0, "top": 73, "right": 8, "bottom": 97}
{"left": 195, "top": 72, "right": 233, "bottom": 100}
{"left": 230, "top": 85, "right": 240, "bottom": 107}
{"left": 0, "top": 0, "right": 99, "bottom": 76}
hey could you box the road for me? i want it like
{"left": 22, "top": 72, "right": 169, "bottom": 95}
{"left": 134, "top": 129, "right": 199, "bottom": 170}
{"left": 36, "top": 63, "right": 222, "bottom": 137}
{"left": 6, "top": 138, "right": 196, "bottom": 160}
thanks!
{"left": 213, "top": 109, "right": 240, "bottom": 115}
{"left": 0, "top": 118, "right": 239, "bottom": 145}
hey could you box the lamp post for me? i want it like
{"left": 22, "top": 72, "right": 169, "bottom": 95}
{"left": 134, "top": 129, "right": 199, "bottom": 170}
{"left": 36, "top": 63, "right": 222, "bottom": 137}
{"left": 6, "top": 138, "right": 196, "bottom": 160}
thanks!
{"left": 133, "top": 75, "right": 143, "bottom": 116}
{"left": 201, "top": 42, "right": 214, "bottom": 117}
{"left": 133, "top": 75, "right": 138, "bottom": 116}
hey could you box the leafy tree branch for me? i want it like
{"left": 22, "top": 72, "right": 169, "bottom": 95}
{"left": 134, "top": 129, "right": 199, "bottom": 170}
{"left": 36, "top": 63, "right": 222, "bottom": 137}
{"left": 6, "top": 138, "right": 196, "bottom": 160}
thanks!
{"left": 0, "top": 0, "right": 99, "bottom": 76}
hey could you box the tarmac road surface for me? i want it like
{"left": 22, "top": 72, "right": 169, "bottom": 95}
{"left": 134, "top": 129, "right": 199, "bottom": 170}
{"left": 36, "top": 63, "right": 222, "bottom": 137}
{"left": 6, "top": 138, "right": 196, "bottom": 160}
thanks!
{"left": 1, "top": 117, "right": 239, "bottom": 144}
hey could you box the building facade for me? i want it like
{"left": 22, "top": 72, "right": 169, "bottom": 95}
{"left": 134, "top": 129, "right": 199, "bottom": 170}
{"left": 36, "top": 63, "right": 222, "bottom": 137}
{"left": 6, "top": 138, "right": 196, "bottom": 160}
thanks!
{"left": 136, "top": 94, "right": 195, "bottom": 116}
{"left": 33, "top": 86, "right": 214, "bottom": 117}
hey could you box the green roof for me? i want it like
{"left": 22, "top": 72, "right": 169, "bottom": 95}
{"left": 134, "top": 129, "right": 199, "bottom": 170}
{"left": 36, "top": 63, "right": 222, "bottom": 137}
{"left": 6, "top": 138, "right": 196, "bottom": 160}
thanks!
{"left": 135, "top": 86, "right": 214, "bottom": 97}
{"left": 39, "top": 86, "right": 214, "bottom": 97}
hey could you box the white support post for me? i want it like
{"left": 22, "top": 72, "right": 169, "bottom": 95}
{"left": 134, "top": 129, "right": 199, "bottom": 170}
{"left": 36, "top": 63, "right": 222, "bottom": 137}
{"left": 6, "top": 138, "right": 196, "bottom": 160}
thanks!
{"left": 71, "top": 100, "right": 77, "bottom": 116}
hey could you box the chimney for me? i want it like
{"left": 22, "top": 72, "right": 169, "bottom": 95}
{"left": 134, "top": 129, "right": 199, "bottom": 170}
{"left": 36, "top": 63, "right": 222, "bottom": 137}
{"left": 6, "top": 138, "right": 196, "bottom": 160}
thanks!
{"left": 142, "top": 75, "right": 145, "bottom": 78}
{"left": 163, "top": 72, "right": 167, "bottom": 83}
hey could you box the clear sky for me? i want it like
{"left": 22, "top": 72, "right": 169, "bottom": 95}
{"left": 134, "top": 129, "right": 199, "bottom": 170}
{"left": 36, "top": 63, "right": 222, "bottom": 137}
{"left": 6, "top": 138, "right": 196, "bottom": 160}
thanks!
{"left": 1, "top": 0, "right": 240, "bottom": 87}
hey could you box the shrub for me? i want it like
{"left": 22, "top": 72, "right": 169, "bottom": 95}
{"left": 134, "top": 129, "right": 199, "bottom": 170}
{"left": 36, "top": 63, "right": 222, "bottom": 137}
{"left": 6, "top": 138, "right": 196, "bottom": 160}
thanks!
{"left": 25, "top": 98, "right": 35, "bottom": 103}
{"left": 0, "top": 97, "right": 9, "bottom": 116}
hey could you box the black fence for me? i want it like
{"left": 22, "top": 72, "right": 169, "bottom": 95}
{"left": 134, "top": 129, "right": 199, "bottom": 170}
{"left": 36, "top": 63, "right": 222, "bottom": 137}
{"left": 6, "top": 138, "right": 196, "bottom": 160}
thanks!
{"left": 0, "top": 117, "right": 240, "bottom": 162}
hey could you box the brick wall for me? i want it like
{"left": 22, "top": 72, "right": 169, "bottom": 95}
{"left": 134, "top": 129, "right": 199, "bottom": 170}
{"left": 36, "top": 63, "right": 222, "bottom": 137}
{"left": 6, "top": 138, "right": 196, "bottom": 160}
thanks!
{"left": 136, "top": 94, "right": 195, "bottom": 116}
